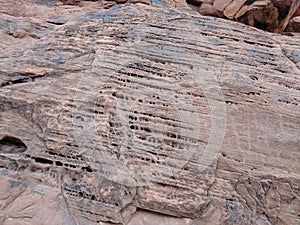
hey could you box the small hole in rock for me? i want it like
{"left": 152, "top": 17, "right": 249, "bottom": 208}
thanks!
{"left": 35, "top": 157, "right": 53, "bottom": 165}
{"left": 82, "top": 166, "right": 93, "bottom": 173}
{"left": 0, "top": 136, "right": 27, "bottom": 154}
{"left": 56, "top": 161, "right": 63, "bottom": 166}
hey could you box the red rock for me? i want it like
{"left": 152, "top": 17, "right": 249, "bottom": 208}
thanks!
{"left": 286, "top": 15, "right": 300, "bottom": 31}
{"left": 188, "top": 0, "right": 300, "bottom": 32}
{"left": 0, "top": 0, "right": 299, "bottom": 225}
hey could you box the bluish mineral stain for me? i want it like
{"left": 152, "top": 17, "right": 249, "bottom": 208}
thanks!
{"left": 291, "top": 50, "right": 300, "bottom": 57}
{"left": 207, "top": 37, "right": 226, "bottom": 45}
{"left": 86, "top": 4, "right": 121, "bottom": 19}
{"left": 151, "top": 0, "right": 169, "bottom": 7}
{"left": 65, "top": 4, "right": 121, "bottom": 30}
{"left": 36, "top": 0, "right": 56, "bottom": 7}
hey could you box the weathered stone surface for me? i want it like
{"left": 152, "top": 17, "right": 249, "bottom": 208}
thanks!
{"left": 287, "top": 15, "right": 300, "bottom": 31}
{"left": 0, "top": 0, "right": 300, "bottom": 225}
{"left": 187, "top": 0, "right": 300, "bottom": 32}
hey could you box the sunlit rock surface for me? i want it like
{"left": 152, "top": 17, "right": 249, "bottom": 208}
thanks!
{"left": 0, "top": 0, "right": 299, "bottom": 224}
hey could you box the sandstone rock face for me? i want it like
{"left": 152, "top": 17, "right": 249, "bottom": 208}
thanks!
{"left": 0, "top": 1, "right": 300, "bottom": 225}
{"left": 287, "top": 14, "right": 300, "bottom": 31}
{"left": 187, "top": 0, "right": 300, "bottom": 32}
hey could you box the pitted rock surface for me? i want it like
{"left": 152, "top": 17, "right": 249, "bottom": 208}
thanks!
{"left": 0, "top": 0, "right": 300, "bottom": 225}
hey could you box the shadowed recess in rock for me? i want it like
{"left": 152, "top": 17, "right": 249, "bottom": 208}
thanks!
{"left": 0, "top": 136, "right": 27, "bottom": 154}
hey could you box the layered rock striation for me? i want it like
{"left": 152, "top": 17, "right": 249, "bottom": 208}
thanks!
{"left": 0, "top": 0, "right": 300, "bottom": 224}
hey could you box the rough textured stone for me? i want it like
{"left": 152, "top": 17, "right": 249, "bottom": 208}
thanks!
{"left": 187, "top": 0, "right": 300, "bottom": 32}
{"left": 0, "top": 0, "right": 300, "bottom": 225}
{"left": 286, "top": 15, "right": 300, "bottom": 31}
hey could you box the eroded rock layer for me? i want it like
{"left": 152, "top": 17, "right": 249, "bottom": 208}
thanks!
{"left": 0, "top": 1, "right": 299, "bottom": 225}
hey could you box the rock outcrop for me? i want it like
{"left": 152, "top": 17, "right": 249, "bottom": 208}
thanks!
{"left": 0, "top": 0, "right": 299, "bottom": 224}
{"left": 187, "top": 0, "right": 300, "bottom": 32}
